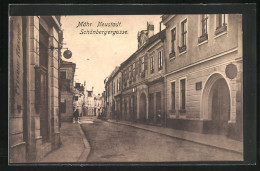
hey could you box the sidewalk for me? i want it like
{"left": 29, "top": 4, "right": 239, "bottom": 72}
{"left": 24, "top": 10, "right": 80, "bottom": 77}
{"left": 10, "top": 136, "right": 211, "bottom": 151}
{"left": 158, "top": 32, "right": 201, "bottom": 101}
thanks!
{"left": 107, "top": 119, "right": 243, "bottom": 154}
{"left": 39, "top": 121, "right": 90, "bottom": 163}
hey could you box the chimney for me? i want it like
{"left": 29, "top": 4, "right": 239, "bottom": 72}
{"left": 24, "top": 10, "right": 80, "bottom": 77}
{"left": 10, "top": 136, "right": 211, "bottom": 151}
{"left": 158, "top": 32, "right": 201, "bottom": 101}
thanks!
{"left": 147, "top": 22, "right": 154, "bottom": 38}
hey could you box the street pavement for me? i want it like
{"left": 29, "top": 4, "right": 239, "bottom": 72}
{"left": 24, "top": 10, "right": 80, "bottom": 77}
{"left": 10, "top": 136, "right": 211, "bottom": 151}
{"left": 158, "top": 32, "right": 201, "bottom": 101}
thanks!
{"left": 39, "top": 120, "right": 90, "bottom": 163}
{"left": 81, "top": 117, "right": 243, "bottom": 162}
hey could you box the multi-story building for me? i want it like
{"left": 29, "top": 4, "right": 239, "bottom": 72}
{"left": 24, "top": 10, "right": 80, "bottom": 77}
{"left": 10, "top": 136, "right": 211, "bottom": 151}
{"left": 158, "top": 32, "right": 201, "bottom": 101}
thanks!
{"left": 104, "top": 67, "right": 120, "bottom": 119}
{"left": 9, "top": 16, "right": 63, "bottom": 162}
{"left": 162, "top": 14, "right": 243, "bottom": 140}
{"left": 60, "top": 61, "right": 76, "bottom": 122}
{"left": 105, "top": 15, "right": 243, "bottom": 140}
{"left": 73, "top": 83, "right": 85, "bottom": 116}
{"left": 84, "top": 87, "right": 105, "bottom": 116}
{"left": 120, "top": 22, "right": 166, "bottom": 123}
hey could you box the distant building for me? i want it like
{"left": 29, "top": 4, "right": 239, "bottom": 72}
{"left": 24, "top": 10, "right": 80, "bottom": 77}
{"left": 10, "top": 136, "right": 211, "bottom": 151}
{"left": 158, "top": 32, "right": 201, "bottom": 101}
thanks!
{"left": 74, "top": 83, "right": 85, "bottom": 116}
{"left": 60, "top": 61, "right": 76, "bottom": 122}
{"left": 84, "top": 87, "right": 104, "bottom": 116}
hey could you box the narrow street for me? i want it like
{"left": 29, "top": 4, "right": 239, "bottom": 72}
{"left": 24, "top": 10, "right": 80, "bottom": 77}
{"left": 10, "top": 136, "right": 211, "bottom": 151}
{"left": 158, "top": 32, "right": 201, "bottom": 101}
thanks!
{"left": 81, "top": 116, "right": 242, "bottom": 162}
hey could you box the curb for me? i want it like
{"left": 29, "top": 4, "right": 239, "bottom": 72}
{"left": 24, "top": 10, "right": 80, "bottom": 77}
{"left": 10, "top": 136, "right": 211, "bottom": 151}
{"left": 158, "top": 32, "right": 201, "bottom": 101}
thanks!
{"left": 107, "top": 120, "right": 243, "bottom": 155}
{"left": 78, "top": 124, "right": 91, "bottom": 162}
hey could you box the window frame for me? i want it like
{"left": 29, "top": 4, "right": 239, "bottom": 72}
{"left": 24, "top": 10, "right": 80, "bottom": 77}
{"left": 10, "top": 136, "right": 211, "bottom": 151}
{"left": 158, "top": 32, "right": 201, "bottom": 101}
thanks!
{"left": 171, "top": 80, "right": 176, "bottom": 111}
{"left": 181, "top": 19, "right": 187, "bottom": 47}
{"left": 158, "top": 50, "right": 163, "bottom": 70}
{"left": 215, "top": 14, "right": 228, "bottom": 36}
{"left": 179, "top": 77, "right": 187, "bottom": 112}
{"left": 150, "top": 55, "right": 154, "bottom": 73}
{"left": 141, "top": 56, "right": 145, "bottom": 72}
{"left": 60, "top": 71, "right": 67, "bottom": 79}
{"left": 171, "top": 27, "right": 176, "bottom": 54}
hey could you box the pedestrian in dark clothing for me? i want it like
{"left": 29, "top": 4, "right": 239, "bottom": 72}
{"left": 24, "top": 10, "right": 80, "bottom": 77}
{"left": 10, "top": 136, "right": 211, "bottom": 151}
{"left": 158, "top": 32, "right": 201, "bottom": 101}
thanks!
{"left": 73, "top": 109, "right": 79, "bottom": 123}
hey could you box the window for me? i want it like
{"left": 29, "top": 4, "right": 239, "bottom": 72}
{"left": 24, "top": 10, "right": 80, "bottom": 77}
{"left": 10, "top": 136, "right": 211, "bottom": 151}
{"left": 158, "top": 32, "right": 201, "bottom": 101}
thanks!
{"left": 132, "top": 63, "right": 136, "bottom": 81}
{"left": 171, "top": 82, "right": 175, "bottom": 110}
{"left": 117, "top": 79, "right": 119, "bottom": 92}
{"left": 60, "top": 71, "right": 66, "bottom": 79}
{"left": 216, "top": 14, "right": 226, "bottom": 29}
{"left": 171, "top": 28, "right": 176, "bottom": 57}
{"left": 201, "top": 15, "right": 208, "bottom": 36}
{"left": 124, "top": 70, "right": 127, "bottom": 86}
{"left": 215, "top": 14, "right": 227, "bottom": 35}
{"left": 150, "top": 55, "right": 154, "bottom": 73}
{"left": 181, "top": 19, "right": 187, "bottom": 47}
{"left": 129, "top": 65, "right": 132, "bottom": 79}
{"left": 113, "top": 82, "right": 115, "bottom": 95}
{"left": 198, "top": 15, "right": 208, "bottom": 43}
{"left": 118, "top": 78, "right": 121, "bottom": 91}
{"left": 141, "top": 57, "right": 145, "bottom": 72}
{"left": 74, "top": 96, "right": 78, "bottom": 101}
{"left": 129, "top": 66, "right": 132, "bottom": 84}
{"left": 158, "top": 51, "right": 163, "bottom": 70}
{"left": 180, "top": 79, "right": 186, "bottom": 111}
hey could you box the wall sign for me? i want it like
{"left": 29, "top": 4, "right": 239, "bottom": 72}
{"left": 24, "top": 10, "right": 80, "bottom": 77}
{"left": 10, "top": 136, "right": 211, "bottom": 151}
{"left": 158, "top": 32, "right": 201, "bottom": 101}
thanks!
{"left": 225, "top": 63, "right": 238, "bottom": 79}
{"left": 195, "top": 82, "right": 202, "bottom": 90}
{"left": 10, "top": 16, "right": 23, "bottom": 115}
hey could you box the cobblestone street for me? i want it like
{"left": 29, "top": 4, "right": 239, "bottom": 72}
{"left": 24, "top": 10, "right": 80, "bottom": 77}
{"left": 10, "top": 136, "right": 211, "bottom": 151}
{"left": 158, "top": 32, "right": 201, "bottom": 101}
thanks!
{"left": 81, "top": 117, "right": 243, "bottom": 162}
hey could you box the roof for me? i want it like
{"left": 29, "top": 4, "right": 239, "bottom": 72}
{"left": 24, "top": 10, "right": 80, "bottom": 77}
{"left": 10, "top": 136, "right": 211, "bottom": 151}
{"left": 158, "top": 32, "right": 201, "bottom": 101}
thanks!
{"left": 61, "top": 60, "right": 76, "bottom": 73}
{"left": 120, "top": 29, "right": 166, "bottom": 68}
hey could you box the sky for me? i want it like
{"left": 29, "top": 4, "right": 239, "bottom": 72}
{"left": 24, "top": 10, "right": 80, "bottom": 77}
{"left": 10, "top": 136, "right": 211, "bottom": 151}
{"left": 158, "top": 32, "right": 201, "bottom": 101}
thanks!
{"left": 61, "top": 15, "right": 163, "bottom": 95}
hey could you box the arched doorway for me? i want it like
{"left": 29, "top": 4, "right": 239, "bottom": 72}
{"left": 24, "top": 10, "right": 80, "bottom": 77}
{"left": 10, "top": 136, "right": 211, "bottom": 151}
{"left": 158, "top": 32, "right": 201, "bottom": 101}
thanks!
{"left": 139, "top": 93, "right": 147, "bottom": 123}
{"left": 201, "top": 73, "right": 230, "bottom": 135}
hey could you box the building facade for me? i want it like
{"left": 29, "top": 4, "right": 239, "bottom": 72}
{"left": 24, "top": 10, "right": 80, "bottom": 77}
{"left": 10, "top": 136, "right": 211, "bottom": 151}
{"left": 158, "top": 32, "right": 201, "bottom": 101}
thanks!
{"left": 104, "top": 15, "right": 243, "bottom": 140}
{"left": 9, "top": 16, "right": 62, "bottom": 162}
{"left": 73, "top": 83, "right": 85, "bottom": 116}
{"left": 104, "top": 67, "right": 120, "bottom": 120}
{"left": 105, "top": 22, "right": 166, "bottom": 123}
{"left": 60, "top": 61, "right": 76, "bottom": 122}
{"left": 84, "top": 88, "right": 105, "bottom": 116}
{"left": 162, "top": 14, "right": 243, "bottom": 140}
{"left": 120, "top": 23, "right": 166, "bottom": 123}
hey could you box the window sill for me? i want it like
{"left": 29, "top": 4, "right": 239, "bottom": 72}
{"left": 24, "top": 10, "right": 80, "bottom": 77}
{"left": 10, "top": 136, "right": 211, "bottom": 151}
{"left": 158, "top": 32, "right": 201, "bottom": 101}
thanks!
{"left": 179, "top": 109, "right": 186, "bottom": 113}
{"left": 169, "top": 56, "right": 176, "bottom": 61}
{"left": 169, "top": 52, "right": 176, "bottom": 59}
{"left": 178, "top": 45, "right": 186, "bottom": 54}
{"left": 197, "top": 39, "right": 208, "bottom": 46}
{"left": 214, "top": 25, "right": 227, "bottom": 39}
{"left": 179, "top": 50, "right": 187, "bottom": 56}
{"left": 169, "top": 109, "right": 176, "bottom": 113}
{"left": 214, "top": 31, "right": 227, "bottom": 39}
{"left": 198, "top": 34, "right": 208, "bottom": 44}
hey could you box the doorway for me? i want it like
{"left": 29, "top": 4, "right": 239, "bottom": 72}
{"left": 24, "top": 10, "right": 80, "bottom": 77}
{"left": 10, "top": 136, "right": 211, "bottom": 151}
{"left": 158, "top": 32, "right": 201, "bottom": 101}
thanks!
{"left": 139, "top": 93, "right": 147, "bottom": 123}
{"left": 210, "top": 78, "right": 230, "bottom": 135}
{"left": 39, "top": 25, "right": 49, "bottom": 143}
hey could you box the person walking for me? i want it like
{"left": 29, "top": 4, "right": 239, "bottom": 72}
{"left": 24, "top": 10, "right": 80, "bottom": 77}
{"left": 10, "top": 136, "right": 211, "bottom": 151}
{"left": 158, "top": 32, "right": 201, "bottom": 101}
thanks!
{"left": 73, "top": 108, "right": 80, "bottom": 124}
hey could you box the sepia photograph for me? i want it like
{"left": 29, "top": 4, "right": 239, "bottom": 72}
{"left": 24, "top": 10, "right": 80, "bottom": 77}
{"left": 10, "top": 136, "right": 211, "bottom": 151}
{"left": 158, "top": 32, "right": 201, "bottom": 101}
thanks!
{"left": 9, "top": 10, "right": 245, "bottom": 164}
